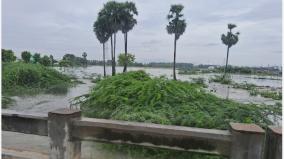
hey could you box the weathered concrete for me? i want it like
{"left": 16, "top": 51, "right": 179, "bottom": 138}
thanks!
{"left": 72, "top": 117, "right": 232, "bottom": 156}
{"left": 264, "top": 126, "right": 282, "bottom": 159}
{"left": 2, "top": 110, "right": 48, "bottom": 136}
{"left": 48, "top": 108, "right": 81, "bottom": 159}
{"left": 229, "top": 123, "right": 265, "bottom": 159}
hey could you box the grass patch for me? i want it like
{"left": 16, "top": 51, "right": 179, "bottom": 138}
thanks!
{"left": 232, "top": 82, "right": 282, "bottom": 100}
{"left": 80, "top": 71, "right": 280, "bottom": 159}
{"left": 2, "top": 62, "right": 74, "bottom": 96}
{"left": 209, "top": 75, "right": 232, "bottom": 84}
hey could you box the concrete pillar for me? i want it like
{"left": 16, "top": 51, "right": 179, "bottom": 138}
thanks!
{"left": 48, "top": 108, "right": 81, "bottom": 159}
{"left": 229, "top": 123, "right": 265, "bottom": 159}
{"left": 264, "top": 126, "right": 282, "bottom": 159}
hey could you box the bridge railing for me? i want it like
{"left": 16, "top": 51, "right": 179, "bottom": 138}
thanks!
{"left": 2, "top": 108, "right": 282, "bottom": 159}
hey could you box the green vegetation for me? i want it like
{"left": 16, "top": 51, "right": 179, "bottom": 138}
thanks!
{"left": 2, "top": 49, "right": 16, "bottom": 62}
{"left": 191, "top": 77, "right": 207, "bottom": 88}
{"left": 39, "top": 55, "right": 51, "bottom": 66}
{"left": 118, "top": 53, "right": 135, "bottom": 67}
{"left": 166, "top": 4, "right": 187, "bottom": 80}
{"left": 80, "top": 71, "right": 280, "bottom": 159}
{"left": 2, "top": 96, "right": 15, "bottom": 108}
{"left": 82, "top": 71, "right": 279, "bottom": 129}
{"left": 2, "top": 62, "right": 74, "bottom": 96}
{"left": 209, "top": 75, "right": 232, "bottom": 84}
{"left": 21, "top": 51, "right": 32, "bottom": 63}
{"left": 259, "top": 91, "right": 282, "bottom": 100}
{"left": 33, "top": 53, "right": 41, "bottom": 64}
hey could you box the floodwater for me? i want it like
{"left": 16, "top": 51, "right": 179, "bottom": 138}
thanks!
{"left": 7, "top": 66, "right": 281, "bottom": 114}
{"left": 3, "top": 66, "right": 282, "bottom": 159}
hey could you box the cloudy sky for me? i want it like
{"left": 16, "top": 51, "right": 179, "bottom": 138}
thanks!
{"left": 2, "top": 0, "right": 282, "bottom": 66}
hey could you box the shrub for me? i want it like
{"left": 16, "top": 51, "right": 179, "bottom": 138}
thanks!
{"left": 2, "top": 62, "right": 72, "bottom": 95}
{"left": 80, "top": 71, "right": 280, "bottom": 159}
{"left": 82, "top": 71, "right": 280, "bottom": 129}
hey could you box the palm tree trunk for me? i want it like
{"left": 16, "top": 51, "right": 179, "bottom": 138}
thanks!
{"left": 223, "top": 46, "right": 230, "bottom": 78}
{"left": 123, "top": 32, "right": 128, "bottom": 73}
{"left": 111, "top": 34, "right": 115, "bottom": 76}
{"left": 113, "top": 33, "right": 116, "bottom": 75}
{"left": 173, "top": 35, "right": 177, "bottom": 80}
{"left": 103, "top": 43, "right": 106, "bottom": 77}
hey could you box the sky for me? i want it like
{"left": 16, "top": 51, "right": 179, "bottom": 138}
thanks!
{"left": 2, "top": 0, "right": 282, "bottom": 66}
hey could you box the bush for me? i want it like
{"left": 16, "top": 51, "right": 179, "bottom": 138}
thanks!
{"left": 80, "top": 71, "right": 280, "bottom": 159}
{"left": 80, "top": 71, "right": 281, "bottom": 159}
{"left": 82, "top": 71, "right": 280, "bottom": 129}
{"left": 2, "top": 62, "right": 73, "bottom": 95}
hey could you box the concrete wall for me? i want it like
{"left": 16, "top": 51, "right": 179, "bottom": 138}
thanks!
{"left": 2, "top": 109, "right": 281, "bottom": 159}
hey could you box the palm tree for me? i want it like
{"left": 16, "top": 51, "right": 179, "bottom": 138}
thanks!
{"left": 93, "top": 15, "right": 111, "bottom": 77}
{"left": 120, "top": 2, "right": 138, "bottom": 72}
{"left": 166, "top": 4, "right": 187, "bottom": 80}
{"left": 221, "top": 24, "right": 240, "bottom": 78}
{"left": 82, "top": 52, "right": 87, "bottom": 66}
{"left": 100, "top": 1, "right": 123, "bottom": 76}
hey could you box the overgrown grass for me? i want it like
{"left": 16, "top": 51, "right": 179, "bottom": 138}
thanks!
{"left": 80, "top": 71, "right": 281, "bottom": 159}
{"left": 2, "top": 62, "right": 74, "bottom": 96}
{"left": 209, "top": 75, "right": 232, "bottom": 84}
{"left": 232, "top": 82, "right": 282, "bottom": 100}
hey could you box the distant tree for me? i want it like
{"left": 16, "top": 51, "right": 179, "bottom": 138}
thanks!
{"left": 59, "top": 60, "right": 71, "bottom": 71}
{"left": 21, "top": 51, "right": 32, "bottom": 63}
{"left": 82, "top": 52, "right": 87, "bottom": 66}
{"left": 49, "top": 55, "right": 54, "bottom": 66}
{"left": 33, "top": 53, "right": 41, "bottom": 64}
{"left": 166, "top": 4, "right": 187, "bottom": 80}
{"left": 2, "top": 49, "right": 16, "bottom": 62}
{"left": 39, "top": 55, "right": 51, "bottom": 66}
{"left": 120, "top": 2, "right": 138, "bottom": 72}
{"left": 221, "top": 24, "right": 240, "bottom": 78}
{"left": 118, "top": 53, "right": 135, "bottom": 66}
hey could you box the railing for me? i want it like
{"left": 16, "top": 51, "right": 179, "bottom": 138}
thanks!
{"left": 2, "top": 108, "right": 282, "bottom": 159}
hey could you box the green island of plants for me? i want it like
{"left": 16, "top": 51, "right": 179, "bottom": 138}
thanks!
{"left": 80, "top": 71, "right": 280, "bottom": 159}
{"left": 2, "top": 62, "right": 75, "bottom": 96}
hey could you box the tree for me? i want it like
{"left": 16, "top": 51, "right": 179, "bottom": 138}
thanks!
{"left": 166, "top": 4, "right": 187, "bottom": 80}
{"left": 40, "top": 55, "right": 51, "bottom": 66}
{"left": 21, "top": 51, "right": 32, "bottom": 63}
{"left": 93, "top": 14, "right": 111, "bottom": 77}
{"left": 2, "top": 49, "right": 16, "bottom": 62}
{"left": 120, "top": 2, "right": 138, "bottom": 72}
{"left": 82, "top": 52, "right": 87, "bottom": 66}
{"left": 99, "top": 1, "right": 124, "bottom": 76}
{"left": 118, "top": 53, "right": 135, "bottom": 66}
{"left": 221, "top": 24, "right": 240, "bottom": 78}
{"left": 49, "top": 55, "right": 54, "bottom": 66}
{"left": 33, "top": 53, "right": 41, "bottom": 64}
